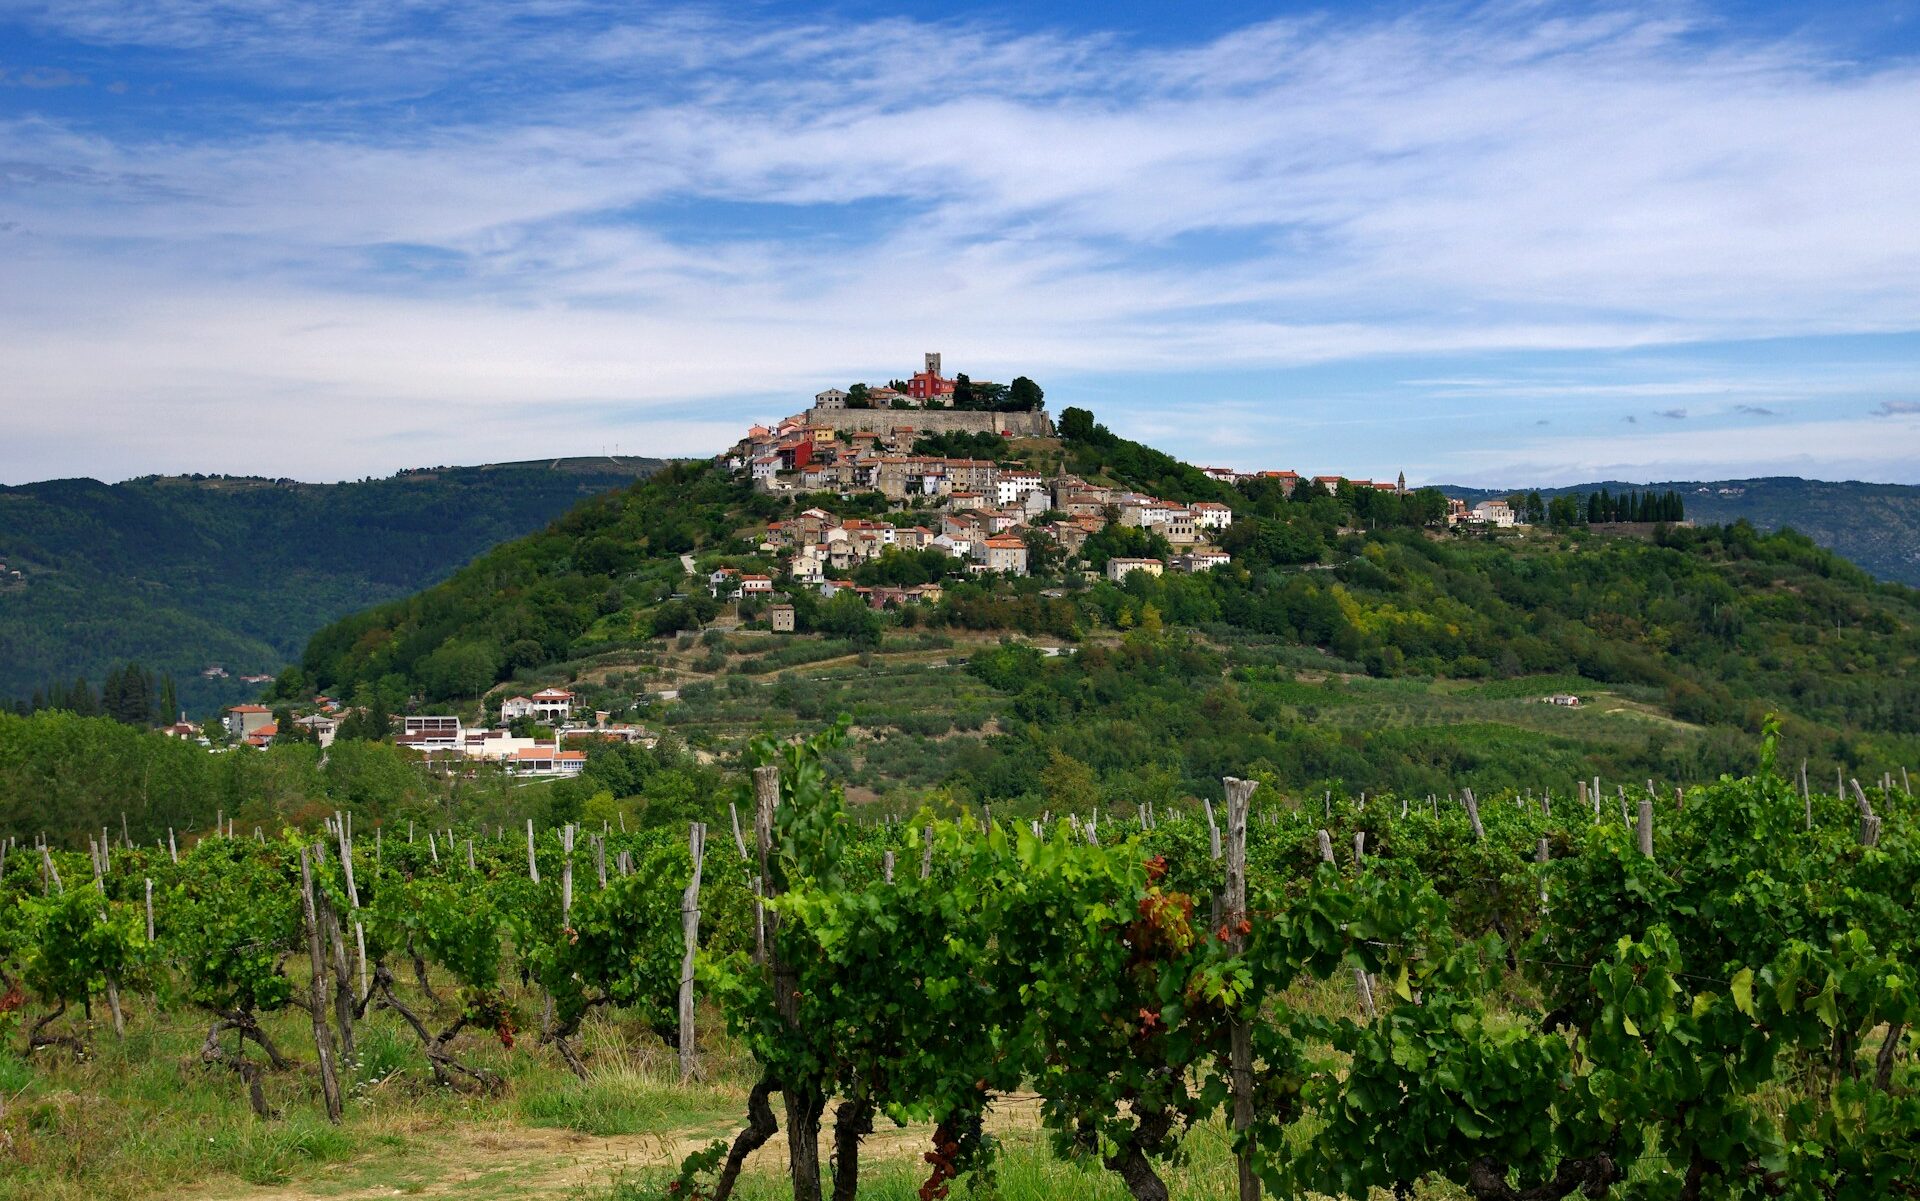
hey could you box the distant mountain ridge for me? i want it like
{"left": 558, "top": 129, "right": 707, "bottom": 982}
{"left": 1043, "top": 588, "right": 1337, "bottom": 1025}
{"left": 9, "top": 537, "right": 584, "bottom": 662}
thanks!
{"left": 0, "top": 457, "right": 664, "bottom": 714}
{"left": 1434, "top": 477, "right": 1920, "bottom": 586}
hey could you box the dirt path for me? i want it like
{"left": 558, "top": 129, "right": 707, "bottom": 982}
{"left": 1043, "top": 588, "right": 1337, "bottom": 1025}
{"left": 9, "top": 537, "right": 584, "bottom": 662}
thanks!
{"left": 203, "top": 1096, "right": 1048, "bottom": 1201}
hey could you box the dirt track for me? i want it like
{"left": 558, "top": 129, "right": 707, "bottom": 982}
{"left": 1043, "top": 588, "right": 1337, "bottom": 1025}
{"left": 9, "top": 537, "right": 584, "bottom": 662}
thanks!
{"left": 207, "top": 1095, "right": 1049, "bottom": 1201}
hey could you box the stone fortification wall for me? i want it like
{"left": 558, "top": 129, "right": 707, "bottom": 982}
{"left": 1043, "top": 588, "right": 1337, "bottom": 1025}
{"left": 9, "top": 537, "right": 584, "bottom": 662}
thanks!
{"left": 801, "top": 407, "right": 1054, "bottom": 438}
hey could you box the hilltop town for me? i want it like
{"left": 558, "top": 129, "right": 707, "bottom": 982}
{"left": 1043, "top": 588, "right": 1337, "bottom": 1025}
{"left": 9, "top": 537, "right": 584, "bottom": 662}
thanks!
{"left": 151, "top": 354, "right": 1686, "bottom": 768}
{"left": 719, "top": 352, "right": 1473, "bottom": 598}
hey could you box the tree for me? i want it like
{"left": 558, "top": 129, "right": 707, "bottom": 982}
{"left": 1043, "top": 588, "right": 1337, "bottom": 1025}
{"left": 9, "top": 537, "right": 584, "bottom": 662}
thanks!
{"left": 1022, "top": 528, "right": 1064, "bottom": 577}
{"left": 420, "top": 641, "right": 499, "bottom": 700}
{"left": 1060, "top": 406, "right": 1097, "bottom": 441}
{"left": 811, "top": 591, "right": 883, "bottom": 646}
{"left": 846, "top": 383, "right": 871, "bottom": 409}
{"left": 952, "top": 373, "right": 975, "bottom": 409}
{"left": 337, "top": 693, "right": 392, "bottom": 742}
{"left": 1009, "top": 376, "right": 1044, "bottom": 410}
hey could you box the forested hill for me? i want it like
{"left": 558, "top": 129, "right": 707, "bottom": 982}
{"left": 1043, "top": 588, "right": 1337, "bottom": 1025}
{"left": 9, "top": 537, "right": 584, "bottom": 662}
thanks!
{"left": 1438, "top": 477, "right": 1920, "bottom": 586}
{"left": 0, "top": 457, "right": 663, "bottom": 715}
{"left": 294, "top": 423, "right": 1920, "bottom": 803}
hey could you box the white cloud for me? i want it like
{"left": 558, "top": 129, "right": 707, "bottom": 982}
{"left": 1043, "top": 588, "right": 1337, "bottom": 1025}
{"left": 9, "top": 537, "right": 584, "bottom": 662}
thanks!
{"left": 1, "top": 3, "right": 1918, "bottom": 481}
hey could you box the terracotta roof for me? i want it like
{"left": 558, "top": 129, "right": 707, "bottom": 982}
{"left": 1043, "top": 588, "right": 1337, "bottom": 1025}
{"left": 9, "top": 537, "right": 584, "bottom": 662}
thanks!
{"left": 229, "top": 704, "right": 272, "bottom": 713}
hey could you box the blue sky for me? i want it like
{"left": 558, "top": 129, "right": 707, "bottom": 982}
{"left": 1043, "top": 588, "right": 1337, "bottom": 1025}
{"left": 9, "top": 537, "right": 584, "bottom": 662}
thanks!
{"left": 2, "top": 1, "right": 1918, "bottom": 487}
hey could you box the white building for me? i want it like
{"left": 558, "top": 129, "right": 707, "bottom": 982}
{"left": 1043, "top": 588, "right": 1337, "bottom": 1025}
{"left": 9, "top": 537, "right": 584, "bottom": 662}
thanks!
{"left": 398, "top": 715, "right": 463, "bottom": 752}
{"left": 996, "top": 470, "right": 1047, "bottom": 508}
{"left": 1191, "top": 501, "right": 1234, "bottom": 531}
{"left": 511, "top": 746, "right": 587, "bottom": 776}
{"left": 815, "top": 388, "right": 850, "bottom": 409}
{"left": 1471, "top": 500, "right": 1518, "bottom": 528}
{"left": 1107, "top": 557, "right": 1164, "bottom": 583}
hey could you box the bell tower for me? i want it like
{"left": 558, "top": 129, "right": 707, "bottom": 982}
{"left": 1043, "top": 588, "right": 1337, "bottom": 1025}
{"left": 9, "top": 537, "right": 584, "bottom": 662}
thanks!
{"left": 924, "top": 352, "right": 942, "bottom": 377}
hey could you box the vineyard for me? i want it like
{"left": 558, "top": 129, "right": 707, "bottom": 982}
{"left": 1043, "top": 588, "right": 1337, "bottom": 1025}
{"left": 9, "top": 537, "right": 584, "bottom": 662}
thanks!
{"left": 0, "top": 723, "right": 1914, "bottom": 1200}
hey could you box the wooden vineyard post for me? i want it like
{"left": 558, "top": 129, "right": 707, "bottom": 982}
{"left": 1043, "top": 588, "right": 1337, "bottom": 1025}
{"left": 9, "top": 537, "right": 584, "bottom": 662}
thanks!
{"left": 921, "top": 826, "right": 935, "bottom": 878}
{"left": 679, "top": 821, "right": 707, "bottom": 1082}
{"left": 299, "top": 847, "right": 345, "bottom": 1123}
{"left": 1204, "top": 797, "right": 1222, "bottom": 861}
{"left": 882, "top": 850, "right": 895, "bottom": 884}
{"left": 754, "top": 764, "right": 822, "bottom": 1200}
{"left": 1222, "top": 777, "right": 1258, "bottom": 1201}
{"left": 753, "top": 767, "right": 776, "bottom": 969}
{"left": 89, "top": 847, "right": 125, "bottom": 1035}
{"left": 1535, "top": 838, "right": 1550, "bottom": 920}
{"left": 561, "top": 825, "right": 574, "bottom": 922}
{"left": 526, "top": 820, "right": 540, "bottom": 884}
{"left": 1637, "top": 799, "right": 1654, "bottom": 858}
{"left": 1318, "top": 829, "right": 1375, "bottom": 1019}
{"left": 336, "top": 816, "right": 368, "bottom": 1004}
{"left": 144, "top": 878, "right": 154, "bottom": 943}
{"left": 1851, "top": 780, "right": 1880, "bottom": 848}
{"left": 315, "top": 841, "right": 356, "bottom": 1062}
{"left": 168, "top": 828, "right": 177, "bottom": 863}
{"left": 1462, "top": 789, "right": 1486, "bottom": 841}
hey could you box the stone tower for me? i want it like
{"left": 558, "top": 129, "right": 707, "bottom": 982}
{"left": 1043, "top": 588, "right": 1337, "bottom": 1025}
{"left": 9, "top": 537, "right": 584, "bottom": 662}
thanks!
{"left": 924, "top": 352, "right": 942, "bottom": 377}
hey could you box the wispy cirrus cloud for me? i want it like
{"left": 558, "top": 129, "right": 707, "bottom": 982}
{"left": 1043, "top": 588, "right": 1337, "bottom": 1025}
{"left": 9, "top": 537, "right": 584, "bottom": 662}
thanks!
{"left": 0, "top": 2, "right": 1918, "bottom": 482}
{"left": 0, "top": 65, "right": 90, "bottom": 88}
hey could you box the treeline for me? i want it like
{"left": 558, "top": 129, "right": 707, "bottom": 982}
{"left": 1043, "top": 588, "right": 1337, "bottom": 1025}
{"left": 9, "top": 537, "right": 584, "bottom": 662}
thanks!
{"left": 0, "top": 708, "right": 725, "bottom": 844}
{"left": 1503, "top": 487, "right": 1688, "bottom": 526}
{"left": 7, "top": 661, "right": 182, "bottom": 727}
{"left": 909, "top": 430, "right": 1014, "bottom": 460}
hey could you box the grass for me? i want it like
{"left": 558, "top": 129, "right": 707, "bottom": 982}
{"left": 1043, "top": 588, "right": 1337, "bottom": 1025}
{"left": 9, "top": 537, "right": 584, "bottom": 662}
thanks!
{"left": 518, "top": 1065, "right": 737, "bottom": 1138}
{"left": 0, "top": 970, "right": 737, "bottom": 1201}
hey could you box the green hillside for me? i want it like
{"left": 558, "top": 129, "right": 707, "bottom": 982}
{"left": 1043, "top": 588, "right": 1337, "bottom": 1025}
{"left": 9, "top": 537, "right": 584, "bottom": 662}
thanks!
{"left": 1440, "top": 476, "right": 1920, "bottom": 585}
{"left": 293, "top": 423, "right": 1920, "bottom": 806}
{"left": 0, "top": 457, "right": 662, "bottom": 715}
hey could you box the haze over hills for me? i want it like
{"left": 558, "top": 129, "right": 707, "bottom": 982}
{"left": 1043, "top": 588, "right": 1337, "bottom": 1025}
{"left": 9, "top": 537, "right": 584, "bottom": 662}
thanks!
{"left": 0, "top": 456, "right": 663, "bottom": 715}
{"left": 1436, "top": 477, "right": 1920, "bottom": 587}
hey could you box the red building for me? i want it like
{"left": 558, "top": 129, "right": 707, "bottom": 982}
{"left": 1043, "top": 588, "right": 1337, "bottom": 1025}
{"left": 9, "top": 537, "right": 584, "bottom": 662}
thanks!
{"left": 906, "top": 351, "right": 955, "bottom": 401}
